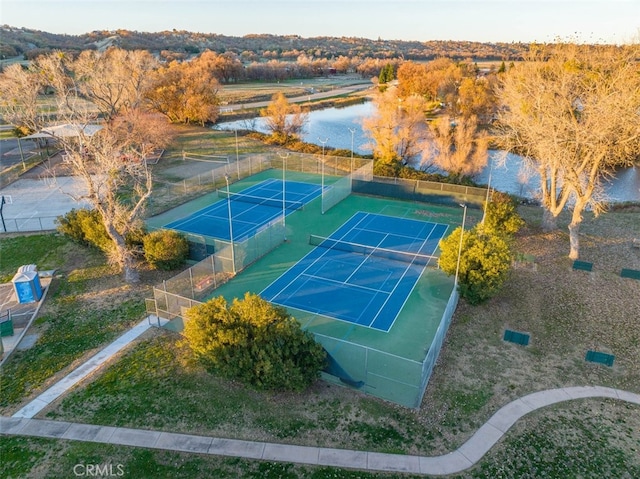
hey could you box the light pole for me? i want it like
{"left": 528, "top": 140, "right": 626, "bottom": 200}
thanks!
{"left": 318, "top": 137, "right": 328, "bottom": 214}
{"left": 348, "top": 127, "right": 356, "bottom": 188}
{"left": 481, "top": 159, "right": 493, "bottom": 224}
{"left": 278, "top": 151, "right": 289, "bottom": 240}
{"left": 318, "top": 137, "right": 328, "bottom": 158}
{"left": 224, "top": 174, "right": 236, "bottom": 274}
{"left": 234, "top": 129, "right": 240, "bottom": 180}
{"left": 454, "top": 203, "right": 468, "bottom": 289}
{"left": 17, "top": 137, "right": 26, "bottom": 171}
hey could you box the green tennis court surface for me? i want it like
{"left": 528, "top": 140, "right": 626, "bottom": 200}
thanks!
{"left": 261, "top": 211, "right": 448, "bottom": 332}
{"left": 164, "top": 178, "right": 323, "bottom": 241}
{"left": 149, "top": 167, "right": 473, "bottom": 407}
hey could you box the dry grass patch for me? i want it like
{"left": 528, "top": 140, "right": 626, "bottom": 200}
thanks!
{"left": 421, "top": 204, "right": 640, "bottom": 454}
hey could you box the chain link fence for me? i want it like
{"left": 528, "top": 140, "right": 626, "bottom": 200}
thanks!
{"left": 303, "top": 287, "right": 459, "bottom": 408}
{"left": 145, "top": 153, "right": 464, "bottom": 407}
{"left": 147, "top": 152, "right": 373, "bottom": 319}
{"left": 0, "top": 215, "right": 59, "bottom": 233}
{"left": 354, "top": 176, "right": 487, "bottom": 207}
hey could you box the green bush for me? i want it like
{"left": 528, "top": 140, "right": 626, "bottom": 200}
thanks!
{"left": 56, "top": 208, "right": 112, "bottom": 252}
{"left": 56, "top": 209, "right": 87, "bottom": 245}
{"left": 57, "top": 209, "right": 147, "bottom": 257}
{"left": 482, "top": 191, "right": 524, "bottom": 237}
{"left": 182, "top": 293, "right": 326, "bottom": 391}
{"left": 438, "top": 226, "right": 513, "bottom": 305}
{"left": 142, "top": 229, "right": 189, "bottom": 270}
{"left": 437, "top": 193, "right": 524, "bottom": 304}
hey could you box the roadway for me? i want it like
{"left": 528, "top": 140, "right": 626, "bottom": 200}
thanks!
{"left": 221, "top": 82, "right": 373, "bottom": 112}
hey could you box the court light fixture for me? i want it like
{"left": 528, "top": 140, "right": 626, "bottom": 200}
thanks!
{"left": 224, "top": 174, "right": 236, "bottom": 274}
{"left": 454, "top": 203, "right": 468, "bottom": 289}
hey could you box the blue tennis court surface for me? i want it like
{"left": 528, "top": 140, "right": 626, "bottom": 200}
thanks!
{"left": 164, "top": 178, "right": 322, "bottom": 241}
{"left": 262, "top": 212, "right": 449, "bottom": 332}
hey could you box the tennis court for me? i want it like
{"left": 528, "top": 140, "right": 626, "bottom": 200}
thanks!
{"left": 164, "top": 178, "right": 322, "bottom": 241}
{"left": 149, "top": 156, "right": 475, "bottom": 407}
{"left": 261, "top": 212, "right": 448, "bottom": 332}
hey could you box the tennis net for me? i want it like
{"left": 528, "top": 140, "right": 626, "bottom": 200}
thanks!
{"left": 217, "top": 189, "right": 304, "bottom": 211}
{"left": 309, "top": 235, "right": 438, "bottom": 266}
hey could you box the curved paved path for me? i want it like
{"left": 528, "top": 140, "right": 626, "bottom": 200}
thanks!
{"left": 2, "top": 386, "right": 639, "bottom": 476}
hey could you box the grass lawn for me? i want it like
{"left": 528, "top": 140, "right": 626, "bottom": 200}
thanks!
{"left": 0, "top": 233, "right": 69, "bottom": 282}
{"left": 0, "top": 235, "right": 172, "bottom": 412}
{"left": 218, "top": 75, "right": 369, "bottom": 106}
{"left": 1, "top": 202, "right": 639, "bottom": 477}
{"left": 1, "top": 76, "right": 637, "bottom": 477}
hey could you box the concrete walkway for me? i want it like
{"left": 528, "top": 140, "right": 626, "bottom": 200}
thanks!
{"left": 2, "top": 386, "right": 639, "bottom": 475}
{"left": 11, "top": 317, "right": 155, "bottom": 419}
{"left": 2, "top": 315, "right": 639, "bottom": 475}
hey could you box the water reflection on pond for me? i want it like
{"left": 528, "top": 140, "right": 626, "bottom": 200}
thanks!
{"left": 216, "top": 103, "right": 640, "bottom": 203}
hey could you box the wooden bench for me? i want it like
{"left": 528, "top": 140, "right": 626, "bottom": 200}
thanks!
{"left": 572, "top": 260, "right": 593, "bottom": 272}
{"left": 194, "top": 276, "right": 215, "bottom": 293}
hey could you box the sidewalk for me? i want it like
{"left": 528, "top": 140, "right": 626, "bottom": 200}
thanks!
{"left": 2, "top": 386, "right": 639, "bottom": 475}
{"left": 1, "top": 313, "right": 639, "bottom": 475}
{"left": 11, "top": 317, "right": 158, "bottom": 419}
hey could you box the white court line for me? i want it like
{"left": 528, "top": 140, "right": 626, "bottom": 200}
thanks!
{"left": 16, "top": 210, "right": 39, "bottom": 230}
{"left": 299, "top": 270, "right": 392, "bottom": 296}
{"left": 368, "top": 222, "right": 449, "bottom": 331}
{"left": 260, "top": 212, "right": 371, "bottom": 299}
{"left": 343, "top": 233, "right": 389, "bottom": 284}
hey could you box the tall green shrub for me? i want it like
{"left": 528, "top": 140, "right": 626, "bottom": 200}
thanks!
{"left": 182, "top": 293, "right": 326, "bottom": 391}
{"left": 482, "top": 191, "right": 524, "bottom": 237}
{"left": 438, "top": 226, "right": 513, "bottom": 305}
{"left": 438, "top": 194, "right": 524, "bottom": 304}
{"left": 56, "top": 208, "right": 112, "bottom": 252}
{"left": 143, "top": 229, "right": 189, "bottom": 270}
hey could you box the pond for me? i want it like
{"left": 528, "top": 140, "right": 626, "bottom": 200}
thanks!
{"left": 216, "top": 103, "right": 640, "bottom": 203}
{"left": 216, "top": 102, "right": 374, "bottom": 154}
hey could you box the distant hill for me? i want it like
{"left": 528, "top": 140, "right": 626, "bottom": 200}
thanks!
{"left": 0, "top": 25, "right": 528, "bottom": 62}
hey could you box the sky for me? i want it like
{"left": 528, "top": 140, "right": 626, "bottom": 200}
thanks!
{"left": 1, "top": 0, "right": 638, "bottom": 44}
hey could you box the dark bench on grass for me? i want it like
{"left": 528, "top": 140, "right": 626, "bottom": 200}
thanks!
{"left": 620, "top": 268, "right": 640, "bottom": 280}
{"left": 572, "top": 260, "right": 593, "bottom": 272}
{"left": 585, "top": 350, "right": 615, "bottom": 367}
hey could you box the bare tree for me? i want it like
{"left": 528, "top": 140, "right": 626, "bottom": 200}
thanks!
{"left": 495, "top": 43, "right": 640, "bottom": 259}
{"left": 0, "top": 63, "right": 46, "bottom": 134}
{"left": 426, "top": 114, "right": 488, "bottom": 178}
{"left": 201, "top": 50, "right": 244, "bottom": 83}
{"left": 51, "top": 110, "right": 174, "bottom": 282}
{"left": 8, "top": 50, "right": 175, "bottom": 282}
{"left": 260, "top": 92, "right": 308, "bottom": 144}
{"left": 70, "top": 48, "right": 158, "bottom": 118}
{"left": 362, "top": 87, "right": 429, "bottom": 169}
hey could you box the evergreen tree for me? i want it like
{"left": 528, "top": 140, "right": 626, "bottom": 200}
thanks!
{"left": 182, "top": 293, "right": 326, "bottom": 391}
